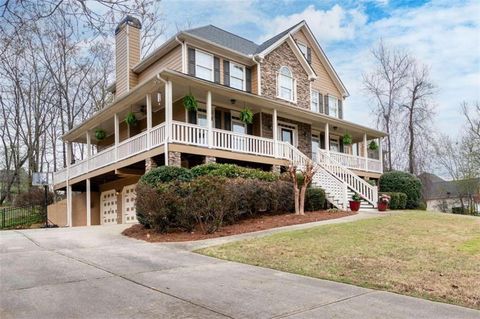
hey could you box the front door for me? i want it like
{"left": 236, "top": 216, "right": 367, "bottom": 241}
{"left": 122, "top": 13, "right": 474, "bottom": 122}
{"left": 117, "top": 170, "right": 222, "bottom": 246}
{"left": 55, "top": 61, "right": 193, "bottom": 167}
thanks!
{"left": 278, "top": 125, "right": 296, "bottom": 145}
{"left": 122, "top": 184, "right": 137, "bottom": 224}
{"left": 232, "top": 119, "right": 246, "bottom": 150}
{"left": 100, "top": 190, "right": 118, "bottom": 225}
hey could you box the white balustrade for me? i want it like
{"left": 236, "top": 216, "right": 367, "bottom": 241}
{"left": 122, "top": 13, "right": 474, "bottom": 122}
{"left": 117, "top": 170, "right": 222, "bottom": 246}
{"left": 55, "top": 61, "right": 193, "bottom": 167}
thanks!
{"left": 117, "top": 131, "right": 148, "bottom": 160}
{"left": 171, "top": 121, "right": 208, "bottom": 147}
{"left": 150, "top": 123, "right": 166, "bottom": 148}
{"left": 213, "top": 129, "right": 274, "bottom": 156}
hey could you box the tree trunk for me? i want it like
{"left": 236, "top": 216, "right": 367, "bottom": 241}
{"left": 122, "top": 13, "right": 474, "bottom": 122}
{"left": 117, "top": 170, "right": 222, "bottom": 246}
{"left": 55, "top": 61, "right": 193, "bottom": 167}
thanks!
{"left": 299, "top": 184, "right": 307, "bottom": 215}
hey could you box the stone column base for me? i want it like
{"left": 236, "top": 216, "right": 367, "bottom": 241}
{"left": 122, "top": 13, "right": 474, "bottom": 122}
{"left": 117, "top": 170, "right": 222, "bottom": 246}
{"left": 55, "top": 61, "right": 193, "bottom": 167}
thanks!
{"left": 145, "top": 157, "right": 157, "bottom": 172}
{"left": 205, "top": 156, "right": 216, "bottom": 164}
{"left": 168, "top": 151, "right": 181, "bottom": 167}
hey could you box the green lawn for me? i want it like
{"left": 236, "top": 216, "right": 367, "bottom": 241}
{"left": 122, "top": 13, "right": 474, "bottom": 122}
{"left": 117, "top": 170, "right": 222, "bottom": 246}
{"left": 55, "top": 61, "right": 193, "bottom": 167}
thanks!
{"left": 198, "top": 211, "right": 480, "bottom": 309}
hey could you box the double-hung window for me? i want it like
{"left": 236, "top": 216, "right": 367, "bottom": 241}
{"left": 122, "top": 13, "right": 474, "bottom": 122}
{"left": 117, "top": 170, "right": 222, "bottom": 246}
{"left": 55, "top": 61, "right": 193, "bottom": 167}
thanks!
{"left": 195, "top": 50, "right": 213, "bottom": 81}
{"left": 278, "top": 66, "right": 295, "bottom": 102}
{"left": 329, "top": 95, "right": 339, "bottom": 118}
{"left": 311, "top": 90, "right": 319, "bottom": 112}
{"left": 230, "top": 63, "right": 245, "bottom": 90}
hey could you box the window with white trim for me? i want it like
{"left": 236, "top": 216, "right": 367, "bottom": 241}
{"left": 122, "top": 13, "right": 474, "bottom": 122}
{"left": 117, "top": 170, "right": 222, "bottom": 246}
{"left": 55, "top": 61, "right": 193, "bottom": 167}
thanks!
{"left": 195, "top": 50, "right": 213, "bottom": 81}
{"left": 311, "top": 90, "right": 319, "bottom": 112}
{"left": 297, "top": 42, "right": 308, "bottom": 57}
{"left": 329, "top": 95, "right": 339, "bottom": 118}
{"left": 278, "top": 66, "right": 295, "bottom": 102}
{"left": 230, "top": 63, "right": 245, "bottom": 90}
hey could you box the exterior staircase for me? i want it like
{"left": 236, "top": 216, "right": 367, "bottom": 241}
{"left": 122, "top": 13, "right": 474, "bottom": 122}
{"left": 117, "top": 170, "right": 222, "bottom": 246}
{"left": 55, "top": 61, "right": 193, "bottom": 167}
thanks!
{"left": 278, "top": 142, "right": 378, "bottom": 210}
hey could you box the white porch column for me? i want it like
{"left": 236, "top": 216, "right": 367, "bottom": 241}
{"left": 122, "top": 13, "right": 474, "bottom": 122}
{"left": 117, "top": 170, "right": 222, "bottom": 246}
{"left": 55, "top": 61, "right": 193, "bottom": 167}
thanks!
{"left": 66, "top": 185, "right": 72, "bottom": 227}
{"left": 324, "top": 123, "right": 330, "bottom": 152}
{"left": 378, "top": 137, "right": 383, "bottom": 172}
{"left": 86, "top": 178, "right": 91, "bottom": 226}
{"left": 273, "top": 109, "right": 278, "bottom": 157}
{"left": 164, "top": 81, "right": 172, "bottom": 166}
{"left": 66, "top": 141, "right": 73, "bottom": 167}
{"left": 206, "top": 90, "right": 213, "bottom": 148}
{"left": 114, "top": 113, "right": 120, "bottom": 160}
{"left": 146, "top": 93, "right": 152, "bottom": 149}
{"left": 86, "top": 131, "right": 91, "bottom": 169}
{"left": 363, "top": 133, "right": 368, "bottom": 171}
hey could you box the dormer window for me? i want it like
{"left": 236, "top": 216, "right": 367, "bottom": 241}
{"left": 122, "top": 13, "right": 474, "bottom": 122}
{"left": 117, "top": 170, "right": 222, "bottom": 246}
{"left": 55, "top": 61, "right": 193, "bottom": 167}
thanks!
{"left": 278, "top": 66, "right": 295, "bottom": 102}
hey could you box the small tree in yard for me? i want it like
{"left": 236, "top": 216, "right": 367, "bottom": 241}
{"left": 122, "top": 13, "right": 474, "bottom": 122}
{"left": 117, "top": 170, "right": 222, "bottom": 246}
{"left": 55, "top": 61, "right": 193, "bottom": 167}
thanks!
{"left": 288, "top": 161, "right": 316, "bottom": 215}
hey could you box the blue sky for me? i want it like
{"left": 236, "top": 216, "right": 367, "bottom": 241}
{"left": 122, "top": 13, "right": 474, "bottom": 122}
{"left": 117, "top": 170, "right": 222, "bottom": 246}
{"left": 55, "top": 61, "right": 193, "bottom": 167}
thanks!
{"left": 156, "top": 0, "right": 479, "bottom": 135}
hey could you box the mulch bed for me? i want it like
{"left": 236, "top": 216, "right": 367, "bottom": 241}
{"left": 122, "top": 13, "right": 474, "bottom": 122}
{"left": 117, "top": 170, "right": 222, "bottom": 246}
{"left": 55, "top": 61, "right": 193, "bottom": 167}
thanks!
{"left": 122, "top": 210, "right": 356, "bottom": 242}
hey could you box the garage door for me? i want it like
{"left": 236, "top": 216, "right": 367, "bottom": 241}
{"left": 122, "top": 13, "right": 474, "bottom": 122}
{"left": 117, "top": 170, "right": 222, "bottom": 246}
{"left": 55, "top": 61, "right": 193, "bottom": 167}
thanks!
{"left": 122, "top": 184, "right": 138, "bottom": 224}
{"left": 100, "top": 190, "right": 118, "bottom": 225}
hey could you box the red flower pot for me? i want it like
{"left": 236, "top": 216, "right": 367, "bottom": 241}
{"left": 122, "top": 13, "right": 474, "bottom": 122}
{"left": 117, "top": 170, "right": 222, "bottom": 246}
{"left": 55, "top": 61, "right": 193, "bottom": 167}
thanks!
{"left": 349, "top": 200, "right": 361, "bottom": 212}
{"left": 378, "top": 202, "right": 388, "bottom": 212}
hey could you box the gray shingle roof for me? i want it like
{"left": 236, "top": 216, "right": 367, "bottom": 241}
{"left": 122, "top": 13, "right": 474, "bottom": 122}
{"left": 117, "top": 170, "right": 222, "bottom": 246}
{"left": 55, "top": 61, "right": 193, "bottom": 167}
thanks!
{"left": 183, "top": 21, "right": 304, "bottom": 56}
{"left": 419, "top": 173, "right": 480, "bottom": 200}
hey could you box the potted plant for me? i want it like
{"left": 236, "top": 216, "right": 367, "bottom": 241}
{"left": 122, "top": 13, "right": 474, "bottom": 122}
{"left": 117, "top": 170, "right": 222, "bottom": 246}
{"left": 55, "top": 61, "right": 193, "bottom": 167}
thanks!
{"left": 342, "top": 133, "right": 352, "bottom": 145}
{"left": 125, "top": 112, "right": 137, "bottom": 126}
{"left": 239, "top": 107, "right": 253, "bottom": 125}
{"left": 378, "top": 194, "right": 390, "bottom": 212}
{"left": 369, "top": 140, "right": 379, "bottom": 151}
{"left": 349, "top": 193, "right": 362, "bottom": 211}
{"left": 95, "top": 128, "right": 106, "bottom": 141}
{"left": 183, "top": 93, "right": 198, "bottom": 111}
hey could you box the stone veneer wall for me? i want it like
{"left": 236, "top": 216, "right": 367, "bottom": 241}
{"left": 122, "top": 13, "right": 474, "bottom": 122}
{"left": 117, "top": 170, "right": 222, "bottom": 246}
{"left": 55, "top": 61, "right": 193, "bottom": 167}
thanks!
{"left": 261, "top": 113, "right": 312, "bottom": 158}
{"left": 260, "top": 42, "right": 310, "bottom": 110}
{"left": 168, "top": 151, "right": 181, "bottom": 167}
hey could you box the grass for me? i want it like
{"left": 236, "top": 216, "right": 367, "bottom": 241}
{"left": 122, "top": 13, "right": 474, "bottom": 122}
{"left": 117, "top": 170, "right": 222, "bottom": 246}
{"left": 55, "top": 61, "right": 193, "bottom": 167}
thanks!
{"left": 198, "top": 211, "right": 480, "bottom": 309}
{"left": 0, "top": 207, "right": 44, "bottom": 229}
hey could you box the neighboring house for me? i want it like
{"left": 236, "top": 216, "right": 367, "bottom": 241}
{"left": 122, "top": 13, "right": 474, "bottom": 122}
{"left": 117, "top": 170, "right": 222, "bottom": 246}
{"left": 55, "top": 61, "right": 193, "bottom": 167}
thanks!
{"left": 49, "top": 16, "right": 387, "bottom": 227}
{"left": 419, "top": 173, "right": 480, "bottom": 213}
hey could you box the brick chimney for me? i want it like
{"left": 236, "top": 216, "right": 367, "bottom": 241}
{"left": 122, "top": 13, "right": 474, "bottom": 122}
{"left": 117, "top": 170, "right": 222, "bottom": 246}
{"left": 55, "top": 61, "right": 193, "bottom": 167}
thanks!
{"left": 115, "top": 15, "right": 141, "bottom": 96}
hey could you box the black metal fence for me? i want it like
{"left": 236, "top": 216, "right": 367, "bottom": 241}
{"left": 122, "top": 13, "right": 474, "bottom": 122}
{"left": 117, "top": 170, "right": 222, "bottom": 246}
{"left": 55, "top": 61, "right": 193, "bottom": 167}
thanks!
{"left": 0, "top": 205, "right": 45, "bottom": 229}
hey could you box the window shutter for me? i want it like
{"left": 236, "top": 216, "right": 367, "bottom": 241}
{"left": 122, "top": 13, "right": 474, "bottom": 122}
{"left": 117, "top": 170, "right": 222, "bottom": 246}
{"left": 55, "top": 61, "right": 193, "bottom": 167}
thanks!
{"left": 338, "top": 99, "right": 343, "bottom": 119}
{"left": 246, "top": 67, "right": 252, "bottom": 92}
{"left": 247, "top": 123, "right": 253, "bottom": 135}
{"left": 319, "top": 93, "right": 324, "bottom": 113}
{"left": 324, "top": 95, "right": 329, "bottom": 115}
{"left": 224, "top": 112, "right": 231, "bottom": 131}
{"left": 214, "top": 57, "right": 220, "bottom": 83}
{"left": 339, "top": 138, "right": 344, "bottom": 153}
{"left": 320, "top": 132, "right": 325, "bottom": 149}
{"left": 307, "top": 47, "right": 312, "bottom": 64}
{"left": 214, "top": 110, "right": 222, "bottom": 129}
{"left": 188, "top": 109, "right": 197, "bottom": 124}
{"left": 223, "top": 60, "right": 230, "bottom": 86}
{"left": 188, "top": 48, "right": 195, "bottom": 76}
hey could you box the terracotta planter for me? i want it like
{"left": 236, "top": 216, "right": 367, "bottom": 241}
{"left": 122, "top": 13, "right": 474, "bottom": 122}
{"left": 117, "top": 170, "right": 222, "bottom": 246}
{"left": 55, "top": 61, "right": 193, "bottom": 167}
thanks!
{"left": 378, "top": 202, "right": 388, "bottom": 212}
{"left": 349, "top": 200, "right": 361, "bottom": 212}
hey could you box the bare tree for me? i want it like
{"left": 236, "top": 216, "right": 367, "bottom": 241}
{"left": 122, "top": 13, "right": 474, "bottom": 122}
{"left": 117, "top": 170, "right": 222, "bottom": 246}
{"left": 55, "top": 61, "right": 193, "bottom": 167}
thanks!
{"left": 363, "top": 40, "right": 412, "bottom": 171}
{"left": 401, "top": 62, "right": 435, "bottom": 174}
{"left": 288, "top": 161, "right": 316, "bottom": 215}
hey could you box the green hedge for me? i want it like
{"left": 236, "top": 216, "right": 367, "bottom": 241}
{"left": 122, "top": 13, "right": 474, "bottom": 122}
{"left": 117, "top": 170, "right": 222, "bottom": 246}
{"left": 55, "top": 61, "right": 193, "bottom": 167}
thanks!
{"left": 305, "top": 188, "right": 326, "bottom": 211}
{"left": 190, "top": 163, "right": 279, "bottom": 181}
{"left": 379, "top": 171, "right": 422, "bottom": 209}
{"left": 136, "top": 177, "right": 294, "bottom": 234}
{"left": 381, "top": 192, "right": 407, "bottom": 210}
{"left": 139, "top": 166, "right": 193, "bottom": 187}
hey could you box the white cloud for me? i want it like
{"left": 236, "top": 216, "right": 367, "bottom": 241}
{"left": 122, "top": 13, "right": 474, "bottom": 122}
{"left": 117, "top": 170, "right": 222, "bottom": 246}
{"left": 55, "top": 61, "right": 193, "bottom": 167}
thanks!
{"left": 260, "top": 4, "right": 367, "bottom": 43}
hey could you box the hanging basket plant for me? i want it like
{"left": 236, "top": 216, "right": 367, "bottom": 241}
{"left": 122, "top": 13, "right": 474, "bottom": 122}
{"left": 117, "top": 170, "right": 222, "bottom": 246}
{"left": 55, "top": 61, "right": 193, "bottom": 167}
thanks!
{"left": 95, "top": 128, "right": 106, "bottom": 141}
{"left": 183, "top": 93, "right": 198, "bottom": 112}
{"left": 125, "top": 111, "right": 137, "bottom": 126}
{"left": 369, "top": 140, "right": 379, "bottom": 151}
{"left": 342, "top": 133, "right": 353, "bottom": 145}
{"left": 239, "top": 108, "right": 254, "bottom": 125}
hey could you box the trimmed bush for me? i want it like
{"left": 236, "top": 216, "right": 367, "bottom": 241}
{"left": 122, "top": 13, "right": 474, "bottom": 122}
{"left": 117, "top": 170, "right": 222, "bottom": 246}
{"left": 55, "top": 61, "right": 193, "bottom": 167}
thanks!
{"left": 191, "top": 163, "right": 278, "bottom": 181}
{"left": 14, "top": 187, "right": 54, "bottom": 207}
{"left": 379, "top": 171, "right": 422, "bottom": 209}
{"left": 305, "top": 188, "right": 326, "bottom": 211}
{"left": 139, "top": 166, "right": 193, "bottom": 187}
{"left": 381, "top": 192, "right": 407, "bottom": 210}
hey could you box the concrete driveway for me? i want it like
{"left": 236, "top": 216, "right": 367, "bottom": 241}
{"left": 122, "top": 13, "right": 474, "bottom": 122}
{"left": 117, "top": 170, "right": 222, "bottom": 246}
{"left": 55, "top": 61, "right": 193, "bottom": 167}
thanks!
{"left": 1, "top": 224, "right": 479, "bottom": 319}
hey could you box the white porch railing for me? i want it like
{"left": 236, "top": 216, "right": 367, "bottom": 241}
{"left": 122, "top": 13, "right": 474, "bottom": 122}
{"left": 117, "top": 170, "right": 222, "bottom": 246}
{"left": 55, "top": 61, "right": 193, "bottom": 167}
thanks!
{"left": 171, "top": 121, "right": 208, "bottom": 147}
{"left": 329, "top": 150, "right": 382, "bottom": 173}
{"left": 318, "top": 149, "right": 378, "bottom": 207}
{"left": 53, "top": 123, "right": 166, "bottom": 184}
{"left": 213, "top": 128, "right": 275, "bottom": 157}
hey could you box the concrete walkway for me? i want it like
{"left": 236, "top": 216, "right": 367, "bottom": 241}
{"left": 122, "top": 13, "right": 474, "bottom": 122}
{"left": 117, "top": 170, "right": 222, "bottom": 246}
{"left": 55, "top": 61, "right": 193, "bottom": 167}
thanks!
{"left": 1, "top": 212, "right": 478, "bottom": 319}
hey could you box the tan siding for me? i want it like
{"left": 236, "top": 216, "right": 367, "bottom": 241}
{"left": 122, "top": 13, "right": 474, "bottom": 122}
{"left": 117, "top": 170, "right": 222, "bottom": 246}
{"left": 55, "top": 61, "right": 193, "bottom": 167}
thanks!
{"left": 137, "top": 45, "right": 182, "bottom": 85}
{"left": 115, "top": 30, "right": 128, "bottom": 96}
{"left": 172, "top": 99, "right": 185, "bottom": 121}
{"left": 128, "top": 27, "right": 141, "bottom": 89}
{"left": 251, "top": 65, "right": 258, "bottom": 94}
{"left": 292, "top": 29, "right": 342, "bottom": 99}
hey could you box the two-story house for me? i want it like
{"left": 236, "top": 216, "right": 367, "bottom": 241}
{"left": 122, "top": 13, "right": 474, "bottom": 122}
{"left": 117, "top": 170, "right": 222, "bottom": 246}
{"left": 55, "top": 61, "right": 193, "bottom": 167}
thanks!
{"left": 48, "top": 16, "right": 386, "bottom": 227}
